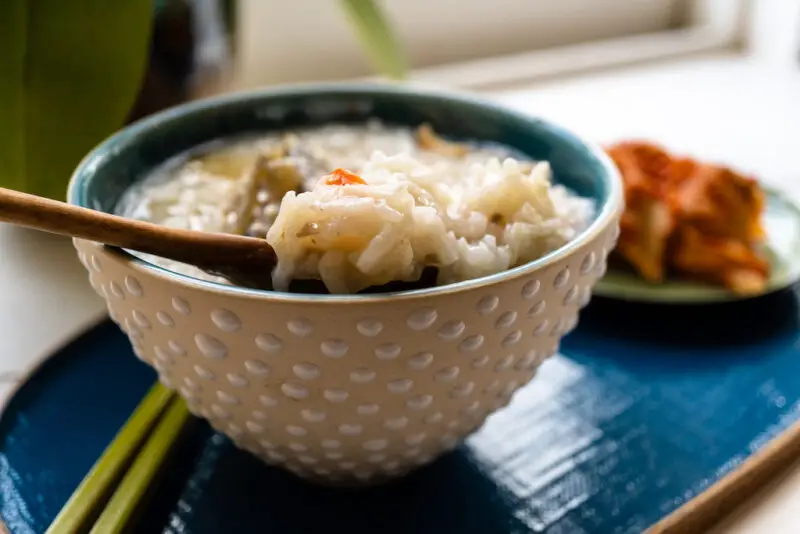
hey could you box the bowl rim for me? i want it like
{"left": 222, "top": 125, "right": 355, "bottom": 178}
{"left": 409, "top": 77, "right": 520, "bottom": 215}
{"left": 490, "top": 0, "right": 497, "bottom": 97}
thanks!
{"left": 68, "top": 81, "right": 624, "bottom": 304}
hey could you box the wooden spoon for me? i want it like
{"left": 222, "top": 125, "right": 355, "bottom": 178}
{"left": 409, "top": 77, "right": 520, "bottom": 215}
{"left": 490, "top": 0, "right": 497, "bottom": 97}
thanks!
{"left": 0, "top": 187, "right": 277, "bottom": 289}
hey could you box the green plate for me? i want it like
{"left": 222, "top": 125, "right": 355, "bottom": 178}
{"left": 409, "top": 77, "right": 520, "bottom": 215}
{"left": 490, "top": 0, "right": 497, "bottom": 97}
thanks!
{"left": 593, "top": 187, "right": 800, "bottom": 304}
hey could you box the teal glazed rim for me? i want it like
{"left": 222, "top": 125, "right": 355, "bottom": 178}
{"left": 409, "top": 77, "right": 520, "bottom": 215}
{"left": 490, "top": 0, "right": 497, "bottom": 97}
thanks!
{"left": 68, "top": 82, "right": 624, "bottom": 304}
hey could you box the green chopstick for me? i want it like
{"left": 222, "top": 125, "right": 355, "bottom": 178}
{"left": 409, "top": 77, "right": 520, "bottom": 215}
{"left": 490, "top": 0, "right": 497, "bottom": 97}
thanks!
{"left": 339, "top": 0, "right": 408, "bottom": 80}
{"left": 90, "top": 398, "right": 192, "bottom": 534}
{"left": 46, "top": 383, "right": 175, "bottom": 534}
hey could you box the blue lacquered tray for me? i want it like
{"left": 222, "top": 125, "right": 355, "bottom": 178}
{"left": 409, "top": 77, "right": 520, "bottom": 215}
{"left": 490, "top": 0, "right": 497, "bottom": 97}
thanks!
{"left": 2, "top": 288, "right": 800, "bottom": 534}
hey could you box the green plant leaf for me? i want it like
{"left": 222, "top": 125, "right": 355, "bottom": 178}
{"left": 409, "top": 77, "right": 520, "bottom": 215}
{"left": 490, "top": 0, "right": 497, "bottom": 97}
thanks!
{"left": 339, "top": 0, "right": 408, "bottom": 81}
{"left": 0, "top": 0, "right": 153, "bottom": 200}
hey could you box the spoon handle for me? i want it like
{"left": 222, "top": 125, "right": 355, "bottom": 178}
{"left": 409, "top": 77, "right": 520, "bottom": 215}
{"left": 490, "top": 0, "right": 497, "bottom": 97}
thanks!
{"left": 0, "top": 187, "right": 275, "bottom": 271}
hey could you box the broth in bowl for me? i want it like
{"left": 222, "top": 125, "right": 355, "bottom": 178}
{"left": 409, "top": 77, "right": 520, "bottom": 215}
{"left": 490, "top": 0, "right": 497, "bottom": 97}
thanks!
{"left": 117, "top": 121, "right": 594, "bottom": 293}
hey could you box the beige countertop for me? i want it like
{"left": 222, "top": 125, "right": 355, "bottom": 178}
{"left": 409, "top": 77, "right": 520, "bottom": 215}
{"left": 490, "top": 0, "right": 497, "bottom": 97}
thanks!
{"left": 2, "top": 43, "right": 799, "bottom": 532}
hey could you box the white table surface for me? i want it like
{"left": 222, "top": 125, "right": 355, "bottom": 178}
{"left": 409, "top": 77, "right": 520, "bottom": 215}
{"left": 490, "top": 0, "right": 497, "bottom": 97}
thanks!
{"left": 2, "top": 49, "right": 800, "bottom": 532}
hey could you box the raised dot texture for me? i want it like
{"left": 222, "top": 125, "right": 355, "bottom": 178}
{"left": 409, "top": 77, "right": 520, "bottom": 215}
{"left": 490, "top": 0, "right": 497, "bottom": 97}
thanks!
{"left": 282, "top": 382, "right": 309, "bottom": 399}
{"left": 321, "top": 439, "right": 341, "bottom": 449}
{"left": 357, "top": 319, "right": 383, "bottom": 337}
{"left": 502, "top": 330, "right": 522, "bottom": 348}
{"left": 227, "top": 373, "right": 249, "bottom": 388}
{"left": 195, "top": 334, "right": 227, "bottom": 359}
{"left": 132, "top": 310, "right": 151, "bottom": 329}
{"left": 484, "top": 380, "right": 501, "bottom": 394}
{"left": 259, "top": 394, "right": 278, "bottom": 407}
{"left": 554, "top": 268, "right": 570, "bottom": 289}
{"left": 424, "top": 412, "right": 444, "bottom": 424}
{"left": 459, "top": 335, "right": 484, "bottom": 352}
{"left": 472, "top": 355, "right": 490, "bottom": 368}
{"left": 321, "top": 339, "right": 349, "bottom": 358}
{"left": 374, "top": 343, "right": 401, "bottom": 360}
{"left": 384, "top": 417, "right": 409, "bottom": 430}
{"left": 581, "top": 252, "right": 596, "bottom": 274}
{"left": 259, "top": 439, "right": 275, "bottom": 449}
{"left": 167, "top": 340, "right": 185, "bottom": 356}
{"left": 108, "top": 282, "right": 125, "bottom": 299}
{"left": 551, "top": 318, "right": 568, "bottom": 336}
{"left": 435, "top": 366, "right": 460, "bottom": 382}
{"left": 301, "top": 409, "right": 327, "bottom": 422}
{"left": 153, "top": 346, "right": 173, "bottom": 366}
{"left": 441, "top": 435, "right": 459, "bottom": 449}
{"left": 564, "top": 286, "right": 580, "bottom": 305}
{"left": 463, "top": 400, "right": 481, "bottom": 414}
{"left": 287, "top": 318, "right": 313, "bottom": 337}
{"left": 564, "top": 314, "right": 579, "bottom": 334}
{"left": 495, "top": 311, "right": 517, "bottom": 329}
{"left": 183, "top": 377, "right": 199, "bottom": 391}
{"left": 125, "top": 276, "right": 143, "bottom": 297}
{"left": 502, "top": 380, "right": 520, "bottom": 397}
{"left": 211, "top": 404, "right": 230, "bottom": 419}
{"left": 522, "top": 280, "right": 540, "bottom": 299}
{"left": 495, "top": 354, "right": 515, "bottom": 372}
{"left": 246, "top": 421, "right": 264, "bottom": 433}
{"left": 326, "top": 451, "right": 344, "bottom": 460}
{"left": 157, "top": 311, "right": 174, "bottom": 327}
{"left": 438, "top": 321, "right": 465, "bottom": 341}
{"left": 286, "top": 425, "right": 308, "bottom": 437}
{"left": 383, "top": 460, "right": 400, "bottom": 472}
{"left": 405, "top": 433, "right": 427, "bottom": 446}
{"left": 339, "top": 424, "right": 363, "bottom": 435}
{"left": 579, "top": 286, "right": 593, "bottom": 308}
{"left": 293, "top": 362, "right": 321, "bottom": 380}
{"left": 194, "top": 365, "right": 215, "bottom": 381}
{"left": 255, "top": 334, "right": 283, "bottom": 353}
{"left": 406, "top": 394, "right": 433, "bottom": 410}
{"left": 363, "top": 439, "right": 388, "bottom": 451}
{"left": 211, "top": 309, "right": 242, "bottom": 332}
{"left": 407, "top": 308, "right": 437, "bottom": 330}
{"left": 171, "top": 297, "right": 190, "bottom": 315}
{"left": 408, "top": 352, "right": 434, "bottom": 370}
{"left": 533, "top": 320, "right": 549, "bottom": 336}
{"left": 252, "top": 410, "right": 268, "bottom": 420}
{"left": 123, "top": 319, "right": 140, "bottom": 339}
{"left": 357, "top": 404, "right": 380, "bottom": 415}
{"left": 216, "top": 390, "right": 240, "bottom": 404}
{"left": 387, "top": 378, "right": 413, "bottom": 394}
{"left": 324, "top": 389, "right": 349, "bottom": 403}
{"left": 476, "top": 295, "right": 499, "bottom": 315}
{"left": 528, "top": 301, "right": 546, "bottom": 317}
{"left": 349, "top": 368, "right": 376, "bottom": 383}
{"left": 289, "top": 442, "right": 308, "bottom": 452}
{"left": 266, "top": 451, "right": 285, "bottom": 462}
{"left": 517, "top": 350, "right": 539, "bottom": 370}
{"left": 451, "top": 382, "right": 475, "bottom": 398}
{"left": 596, "top": 259, "right": 608, "bottom": 278}
{"left": 245, "top": 359, "right": 270, "bottom": 376}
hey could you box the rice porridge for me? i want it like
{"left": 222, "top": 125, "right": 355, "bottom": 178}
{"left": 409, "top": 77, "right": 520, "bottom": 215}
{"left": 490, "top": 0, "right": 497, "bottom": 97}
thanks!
{"left": 117, "top": 121, "right": 595, "bottom": 293}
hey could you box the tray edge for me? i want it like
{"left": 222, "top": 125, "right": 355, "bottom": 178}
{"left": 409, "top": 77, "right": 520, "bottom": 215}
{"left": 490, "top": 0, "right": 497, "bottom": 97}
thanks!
{"left": 649, "top": 418, "right": 800, "bottom": 533}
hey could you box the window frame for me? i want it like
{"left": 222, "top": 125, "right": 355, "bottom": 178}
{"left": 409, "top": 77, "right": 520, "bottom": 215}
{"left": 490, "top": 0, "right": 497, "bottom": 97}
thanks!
{"left": 231, "top": 0, "right": 751, "bottom": 91}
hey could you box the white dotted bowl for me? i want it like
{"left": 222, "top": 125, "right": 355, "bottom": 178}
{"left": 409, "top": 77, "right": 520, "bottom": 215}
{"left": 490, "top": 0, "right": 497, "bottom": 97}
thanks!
{"left": 69, "top": 84, "right": 623, "bottom": 484}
